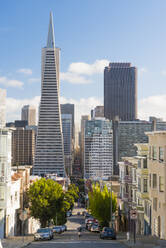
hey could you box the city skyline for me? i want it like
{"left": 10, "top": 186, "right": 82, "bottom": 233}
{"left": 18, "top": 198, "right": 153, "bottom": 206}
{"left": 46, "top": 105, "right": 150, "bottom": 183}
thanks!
{"left": 0, "top": 1, "right": 165, "bottom": 125}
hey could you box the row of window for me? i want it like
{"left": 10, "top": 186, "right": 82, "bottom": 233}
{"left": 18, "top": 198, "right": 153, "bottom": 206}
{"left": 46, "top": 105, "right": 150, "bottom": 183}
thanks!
{"left": 149, "top": 174, "right": 164, "bottom": 192}
{"left": 149, "top": 146, "right": 164, "bottom": 161}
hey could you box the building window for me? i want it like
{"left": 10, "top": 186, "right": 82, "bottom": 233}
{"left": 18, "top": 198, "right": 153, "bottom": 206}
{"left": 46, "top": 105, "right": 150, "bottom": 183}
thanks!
{"left": 153, "top": 198, "right": 157, "bottom": 211}
{"left": 159, "top": 147, "right": 164, "bottom": 162}
{"left": 153, "top": 174, "right": 157, "bottom": 188}
{"left": 152, "top": 146, "right": 157, "bottom": 160}
{"left": 143, "top": 157, "right": 147, "bottom": 168}
{"left": 138, "top": 160, "right": 141, "bottom": 168}
{"left": 149, "top": 146, "right": 151, "bottom": 159}
{"left": 126, "top": 166, "right": 129, "bottom": 175}
{"left": 159, "top": 176, "right": 164, "bottom": 192}
{"left": 138, "top": 177, "right": 141, "bottom": 191}
{"left": 149, "top": 174, "right": 151, "bottom": 188}
{"left": 143, "top": 179, "right": 148, "bottom": 193}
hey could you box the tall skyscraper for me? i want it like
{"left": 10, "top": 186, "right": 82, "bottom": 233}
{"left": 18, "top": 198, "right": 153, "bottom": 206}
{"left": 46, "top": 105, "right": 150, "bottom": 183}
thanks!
{"left": 104, "top": 63, "right": 137, "bottom": 121}
{"left": 84, "top": 118, "right": 113, "bottom": 179}
{"left": 21, "top": 105, "right": 36, "bottom": 126}
{"left": 61, "top": 114, "right": 72, "bottom": 176}
{"left": 81, "top": 115, "right": 90, "bottom": 176}
{"left": 61, "top": 104, "right": 75, "bottom": 139}
{"left": 0, "top": 89, "right": 6, "bottom": 128}
{"left": 33, "top": 13, "right": 65, "bottom": 176}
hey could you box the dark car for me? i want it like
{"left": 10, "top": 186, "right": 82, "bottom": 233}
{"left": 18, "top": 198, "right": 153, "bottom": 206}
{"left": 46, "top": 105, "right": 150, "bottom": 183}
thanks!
{"left": 34, "top": 228, "right": 53, "bottom": 241}
{"left": 100, "top": 227, "right": 116, "bottom": 240}
{"left": 52, "top": 226, "right": 62, "bottom": 234}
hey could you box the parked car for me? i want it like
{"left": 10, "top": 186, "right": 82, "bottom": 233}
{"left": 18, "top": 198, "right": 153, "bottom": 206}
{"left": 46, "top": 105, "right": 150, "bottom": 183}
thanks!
{"left": 52, "top": 226, "right": 62, "bottom": 234}
{"left": 67, "top": 211, "right": 72, "bottom": 217}
{"left": 100, "top": 227, "right": 116, "bottom": 240}
{"left": 60, "top": 225, "right": 66, "bottom": 232}
{"left": 34, "top": 228, "right": 53, "bottom": 241}
{"left": 87, "top": 223, "right": 93, "bottom": 231}
{"left": 85, "top": 212, "right": 91, "bottom": 218}
{"left": 85, "top": 217, "right": 94, "bottom": 225}
{"left": 62, "top": 224, "right": 67, "bottom": 231}
{"left": 90, "top": 224, "right": 100, "bottom": 232}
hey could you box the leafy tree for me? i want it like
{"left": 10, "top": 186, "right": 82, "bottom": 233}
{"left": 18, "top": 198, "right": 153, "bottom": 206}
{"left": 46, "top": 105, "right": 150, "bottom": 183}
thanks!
{"left": 88, "top": 183, "right": 117, "bottom": 227}
{"left": 28, "top": 178, "right": 64, "bottom": 227}
{"left": 64, "top": 191, "right": 75, "bottom": 210}
{"left": 67, "top": 184, "right": 79, "bottom": 202}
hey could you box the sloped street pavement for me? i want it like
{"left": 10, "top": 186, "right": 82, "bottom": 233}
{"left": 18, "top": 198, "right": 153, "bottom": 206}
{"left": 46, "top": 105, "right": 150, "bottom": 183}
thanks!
{"left": 2, "top": 207, "right": 166, "bottom": 248}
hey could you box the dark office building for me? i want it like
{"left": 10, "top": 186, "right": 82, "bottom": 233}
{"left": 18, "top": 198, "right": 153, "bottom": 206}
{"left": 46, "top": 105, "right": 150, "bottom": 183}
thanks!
{"left": 104, "top": 63, "right": 137, "bottom": 121}
{"left": 61, "top": 104, "right": 75, "bottom": 139}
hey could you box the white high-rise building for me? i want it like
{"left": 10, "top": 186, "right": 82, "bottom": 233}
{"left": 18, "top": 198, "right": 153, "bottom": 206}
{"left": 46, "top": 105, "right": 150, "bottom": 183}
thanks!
{"left": 21, "top": 105, "right": 36, "bottom": 126}
{"left": 84, "top": 118, "right": 113, "bottom": 180}
{"left": 33, "top": 13, "right": 65, "bottom": 176}
{"left": 0, "top": 89, "right": 6, "bottom": 128}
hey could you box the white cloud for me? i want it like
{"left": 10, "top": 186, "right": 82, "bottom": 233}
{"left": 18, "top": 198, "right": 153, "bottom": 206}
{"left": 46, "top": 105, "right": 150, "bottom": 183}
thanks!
{"left": 28, "top": 78, "right": 40, "bottom": 83}
{"left": 61, "top": 59, "right": 109, "bottom": 84}
{"left": 68, "top": 59, "right": 109, "bottom": 75}
{"left": 138, "top": 94, "right": 166, "bottom": 120}
{"left": 17, "top": 68, "right": 32, "bottom": 75}
{"left": 6, "top": 95, "right": 102, "bottom": 127}
{"left": 60, "top": 96, "right": 103, "bottom": 127}
{"left": 161, "top": 70, "right": 166, "bottom": 76}
{"left": 0, "top": 76, "right": 23, "bottom": 88}
{"left": 6, "top": 96, "right": 40, "bottom": 122}
{"left": 60, "top": 72, "right": 91, "bottom": 84}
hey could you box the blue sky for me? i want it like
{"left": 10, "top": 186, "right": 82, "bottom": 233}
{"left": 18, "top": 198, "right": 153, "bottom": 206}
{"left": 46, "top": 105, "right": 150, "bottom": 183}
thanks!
{"left": 0, "top": 0, "right": 166, "bottom": 124}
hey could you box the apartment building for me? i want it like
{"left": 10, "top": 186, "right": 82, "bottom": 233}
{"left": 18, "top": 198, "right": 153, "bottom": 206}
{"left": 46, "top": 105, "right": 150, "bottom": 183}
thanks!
{"left": 84, "top": 118, "right": 113, "bottom": 180}
{"left": 146, "top": 131, "right": 166, "bottom": 239}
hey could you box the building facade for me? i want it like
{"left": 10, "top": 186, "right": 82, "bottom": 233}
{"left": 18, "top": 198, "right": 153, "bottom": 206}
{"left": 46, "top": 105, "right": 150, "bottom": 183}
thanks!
{"left": 84, "top": 118, "right": 113, "bottom": 180}
{"left": 21, "top": 105, "right": 36, "bottom": 126}
{"left": 91, "top": 106, "right": 104, "bottom": 119}
{"left": 81, "top": 115, "right": 90, "bottom": 176}
{"left": 61, "top": 104, "right": 75, "bottom": 140}
{"left": 113, "top": 120, "right": 166, "bottom": 174}
{"left": 12, "top": 129, "right": 35, "bottom": 166}
{"left": 61, "top": 114, "right": 73, "bottom": 176}
{"left": 147, "top": 131, "right": 166, "bottom": 239}
{"left": 0, "top": 89, "right": 6, "bottom": 128}
{"left": 104, "top": 63, "right": 137, "bottom": 121}
{"left": 0, "top": 128, "right": 21, "bottom": 238}
{"left": 33, "top": 13, "right": 65, "bottom": 176}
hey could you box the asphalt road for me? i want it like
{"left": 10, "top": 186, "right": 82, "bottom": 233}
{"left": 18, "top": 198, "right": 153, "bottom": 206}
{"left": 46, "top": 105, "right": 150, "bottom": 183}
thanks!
{"left": 27, "top": 209, "right": 126, "bottom": 248}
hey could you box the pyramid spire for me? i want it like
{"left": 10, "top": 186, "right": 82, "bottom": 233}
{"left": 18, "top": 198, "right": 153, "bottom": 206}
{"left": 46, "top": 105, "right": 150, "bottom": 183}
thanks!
{"left": 47, "top": 12, "right": 55, "bottom": 48}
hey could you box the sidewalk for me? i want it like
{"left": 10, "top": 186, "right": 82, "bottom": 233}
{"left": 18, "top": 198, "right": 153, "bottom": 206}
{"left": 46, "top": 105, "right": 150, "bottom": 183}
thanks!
{"left": 1, "top": 236, "right": 33, "bottom": 248}
{"left": 120, "top": 233, "right": 166, "bottom": 248}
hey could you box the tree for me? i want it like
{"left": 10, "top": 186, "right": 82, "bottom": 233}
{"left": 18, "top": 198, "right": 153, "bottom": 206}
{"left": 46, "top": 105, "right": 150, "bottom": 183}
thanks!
{"left": 88, "top": 183, "right": 117, "bottom": 227}
{"left": 64, "top": 191, "right": 75, "bottom": 210}
{"left": 28, "top": 178, "right": 64, "bottom": 227}
{"left": 67, "top": 184, "right": 79, "bottom": 202}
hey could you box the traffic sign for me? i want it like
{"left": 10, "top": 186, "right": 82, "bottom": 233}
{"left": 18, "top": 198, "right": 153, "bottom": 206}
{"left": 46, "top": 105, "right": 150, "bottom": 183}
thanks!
{"left": 130, "top": 209, "right": 137, "bottom": 220}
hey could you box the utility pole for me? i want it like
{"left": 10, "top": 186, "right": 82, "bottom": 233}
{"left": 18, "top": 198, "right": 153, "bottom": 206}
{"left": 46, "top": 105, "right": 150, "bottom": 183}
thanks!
{"left": 108, "top": 182, "right": 112, "bottom": 227}
{"left": 110, "top": 182, "right": 112, "bottom": 227}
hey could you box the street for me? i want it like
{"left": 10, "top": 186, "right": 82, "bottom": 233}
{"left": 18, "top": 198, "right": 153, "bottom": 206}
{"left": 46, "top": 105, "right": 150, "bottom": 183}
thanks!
{"left": 27, "top": 208, "right": 126, "bottom": 248}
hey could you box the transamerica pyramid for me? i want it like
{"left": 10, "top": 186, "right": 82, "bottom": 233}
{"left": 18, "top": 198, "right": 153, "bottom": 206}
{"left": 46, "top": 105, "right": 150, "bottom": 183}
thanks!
{"left": 33, "top": 12, "right": 65, "bottom": 176}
